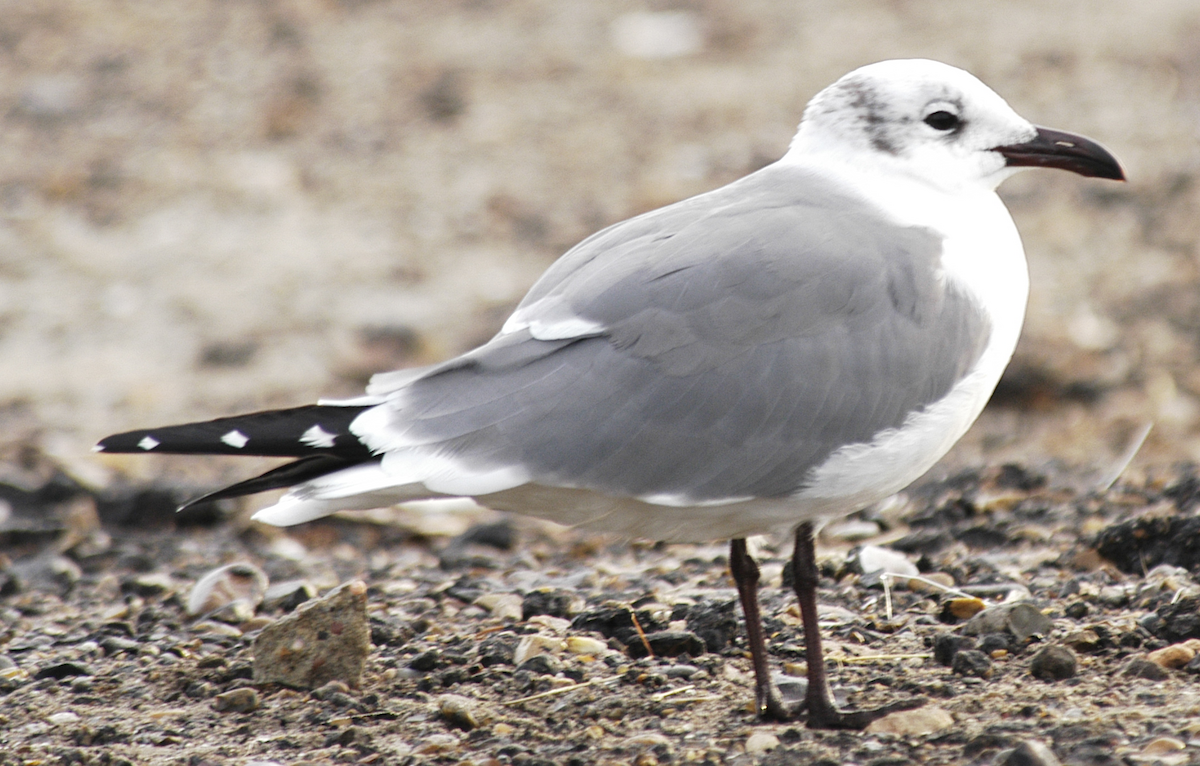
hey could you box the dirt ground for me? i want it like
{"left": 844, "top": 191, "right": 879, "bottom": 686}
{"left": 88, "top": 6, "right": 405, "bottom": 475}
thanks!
{"left": 5, "top": 0, "right": 1200, "bottom": 763}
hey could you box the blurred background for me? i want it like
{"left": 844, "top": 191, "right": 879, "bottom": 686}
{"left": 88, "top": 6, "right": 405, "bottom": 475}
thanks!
{"left": 1, "top": 0, "right": 1199, "bottom": 497}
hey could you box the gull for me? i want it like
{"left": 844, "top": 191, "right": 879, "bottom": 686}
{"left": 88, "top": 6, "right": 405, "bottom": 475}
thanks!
{"left": 97, "top": 59, "right": 1123, "bottom": 728}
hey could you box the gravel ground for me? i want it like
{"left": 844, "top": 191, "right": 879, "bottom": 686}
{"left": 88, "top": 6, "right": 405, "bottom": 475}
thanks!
{"left": 6, "top": 1, "right": 1200, "bottom": 764}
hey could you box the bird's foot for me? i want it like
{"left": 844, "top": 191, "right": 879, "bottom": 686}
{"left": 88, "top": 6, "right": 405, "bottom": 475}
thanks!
{"left": 803, "top": 693, "right": 927, "bottom": 730}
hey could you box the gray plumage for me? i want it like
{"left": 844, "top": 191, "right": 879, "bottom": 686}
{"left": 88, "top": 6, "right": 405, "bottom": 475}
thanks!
{"left": 370, "top": 163, "right": 991, "bottom": 503}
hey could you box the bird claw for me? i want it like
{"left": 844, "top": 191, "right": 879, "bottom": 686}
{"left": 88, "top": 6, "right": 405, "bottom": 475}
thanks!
{"left": 802, "top": 694, "right": 928, "bottom": 730}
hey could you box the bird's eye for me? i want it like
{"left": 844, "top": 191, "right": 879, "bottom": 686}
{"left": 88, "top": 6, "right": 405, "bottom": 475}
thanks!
{"left": 924, "top": 110, "right": 960, "bottom": 131}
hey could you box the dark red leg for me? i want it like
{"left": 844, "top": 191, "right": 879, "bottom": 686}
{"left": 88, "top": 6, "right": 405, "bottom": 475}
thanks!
{"left": 791, "top": 522, "right": 924, "bottom": 729}
{"left": 730, "top": 538, "right": 796, "bottom": 720}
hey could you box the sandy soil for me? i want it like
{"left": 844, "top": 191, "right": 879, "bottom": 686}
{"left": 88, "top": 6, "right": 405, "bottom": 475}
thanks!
{"left": 5, "top": 0, "right": 1200, "bottom": 763}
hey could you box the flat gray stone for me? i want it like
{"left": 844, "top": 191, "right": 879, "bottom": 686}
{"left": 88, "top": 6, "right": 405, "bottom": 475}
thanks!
{"left": 252, "top": 580, "right": 370, "bottom": 689}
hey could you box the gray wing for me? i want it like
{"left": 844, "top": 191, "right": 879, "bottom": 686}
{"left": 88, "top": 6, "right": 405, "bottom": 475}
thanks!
{"left": 370, "top": 163, "right": 991, "bottom": 503}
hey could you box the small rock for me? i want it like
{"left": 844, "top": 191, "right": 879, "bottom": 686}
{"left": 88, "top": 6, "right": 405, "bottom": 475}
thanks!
{"left": 997, "top": 739, "right": 1062, "bottom": 766}
{"left": 627, "top": 631, "right": 706, "bottom": 659}
{"left": 565, "top": 636, "right": 607, "bottom": 656}
{"left": 907, "top": 572, "right": 956, "bottom": 594}
{"left": 35, "top": 662, "right": 92, "bottom": 680}
{"left": 188, "top": 563, "right": 269, "bottom": 621}
{"left": 865, "top": 705, "right": 954, "bottom": 736}
{"left": 1097, "top": 585, "right": 1130, "bottom": 608}
{"left": 1064, "top": 602, "right": 1089, "bottom": 620}
{"left": 1143, "top": 736, "right": 1186, "bottom": 755}
{"left": 475, "top": 593, "right": 523, "bottom": 622}
{"left": 262, "top": 580, "right": 316, "bottom": 613}
{"left": 516, "top": 654, "right": 562, "bottom": 676}
{"left": 213, "top": 687, "right": 260, "bottom": 713}
{"left": 683, "top": 600, "right": 739, "bottom": 653}
{"left": 478, "top": 634, "right": 518, "bottom": 666}
{"left": 933, "top": 634, "right": 976, "bottom": 666}
{"left": 1148, "top": 643, "right": 1196, "bottom": 669}
{"left": 963, "top": 603, "right": 1053, "bottom": 642}
{"left": 744, "top": 731, "right": 780, "bottom": 754}
{"left": 1063, "top": 629, "right": 1102, "bottom": 653}
{"left": 952, "top": 649, "right": 993, "bottom": 678}
{"left": 48, "top": 711, "right": 80, "bottom": 725}
{"left": 438, "top": 694, "right": 485, "bottom": 730}
{"left": 851, "top": 545, "right": 919, "bottom": 578}
{"left": 522, "top": 589, "right": 577, "bottom": 620}
{"left": 1121, "top": 658, "right": 1169, "bottom": 681}
{"left": 1029, "top": 646, "right": 1077, "bottom": 681}
{"left": 513, "top": 634, "right": 563, "bottom": 666}
{"left": 942, "top": 597, "right": 986, "bottom": 621}
{"left": 409, "top": 649, "right": 440, "bottom": 672}
{"left": 252, "top": 580, "right": 370, "bottom": 689}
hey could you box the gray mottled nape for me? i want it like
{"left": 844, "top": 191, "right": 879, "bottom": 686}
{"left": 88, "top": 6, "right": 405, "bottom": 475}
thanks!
{"left": 375, "top": 163, "right": 991, "bottom": 503}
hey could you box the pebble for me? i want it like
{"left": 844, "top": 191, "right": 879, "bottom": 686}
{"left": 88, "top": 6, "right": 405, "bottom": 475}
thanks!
{"left": 213, "top": 688, "right": 260, "bottom": 713}
{"left": 1143, "top": 736, "right": 1186, "bottom": 755}
{"left": 474, "top": 593, "right": 523, "bottom": 622}
{"left": 522, "top": 589, "right": 577, "bottom": 620}
{"left": 627, "top": 631, "right": 706, "bottom": 659}
{"left": 864, "top": 705, "right": 954, "bottom": 736}
{"left": 952, "top": 649, "right": 993, "bottom": 678}
{"left": 565, "top": 636, "right": 608, "bottom": 656}
{"left": 438, "top": 694, "right": 485, "bottom": 730}
{"left": 1029, "top": 646, "right": 1077, "bottom": 681}
{"left": 252, "top": 580, "right": 370, "bottom": 689}
{"left": 943, "top": 597, "right": 987, "bottom": 621}
{"left": 1062, "top": 629, "right": 1102, "bottom": 653}
{"left": 48, "top": 711, "right": 80, "bottom": 725}
{"left": 963, "top": 603, "right": 1053, "bottom": 642}
{"left": 513, "top": 634, "right": 563, "bottom": 666}
{"left": 852, "top": 545, "right": 919, "bottom": 578}
{"left": 933, "top": 634, "right": 976, "bottom": 666}
{"left": 187, "top": 563, "right": 269, "bottom": 621}
{"left": 1121, "top": 658, "right": 1169, "bottom": 681}
{"left": 907, "top": 572, "right": 956, "bottom": 594}
{"left": 997, "top": 739, "right": 1062, "bottom": 766}
{"left": 1147, "top": 643, "right": 1196, "bottom": 670}
{"left": 744, "top": 731, "right": 780, "bottom": 754}
{"left": 261, "top": 580, "right": 316, "bottom": 613}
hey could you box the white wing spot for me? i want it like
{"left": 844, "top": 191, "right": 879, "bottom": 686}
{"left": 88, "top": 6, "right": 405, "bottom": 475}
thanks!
{"left": 221, "top": 430, "right": 250, "bottom": 449}
{"left": 138, "top": 436, "right": 160, "bottom": 451}
{"left": 300, "top": 424, "right": 337, "bottom": 449}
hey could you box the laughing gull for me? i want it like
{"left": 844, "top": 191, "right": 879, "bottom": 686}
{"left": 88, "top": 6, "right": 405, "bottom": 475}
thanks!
{"left": 98, "top": 59, "right": 1123, "bottom": 728}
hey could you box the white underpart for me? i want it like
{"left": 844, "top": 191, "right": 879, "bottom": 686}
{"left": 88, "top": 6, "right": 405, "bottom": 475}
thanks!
{"left": 221, "top": 429, "right": 249, "bottom": 449}
{"left": 299, "top": 425, "right": 338, "bottom": 449}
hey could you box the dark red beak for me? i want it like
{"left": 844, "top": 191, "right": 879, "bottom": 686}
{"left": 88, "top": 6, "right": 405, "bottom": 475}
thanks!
{"left": 996, "top": 126, "right": 1125, "bottom": 181}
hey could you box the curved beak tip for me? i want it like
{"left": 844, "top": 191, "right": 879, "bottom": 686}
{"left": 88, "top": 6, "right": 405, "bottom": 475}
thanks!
{"left": 998, "top": 126, "right": 1125, "bottom": 182}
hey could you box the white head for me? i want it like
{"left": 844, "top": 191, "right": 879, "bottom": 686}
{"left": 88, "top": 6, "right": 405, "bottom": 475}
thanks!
{"left": 786, "top": 60, "right": 1048, "bottom": 192}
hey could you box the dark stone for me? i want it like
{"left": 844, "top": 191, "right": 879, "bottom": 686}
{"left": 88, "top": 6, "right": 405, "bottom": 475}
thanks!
{"left": 453, "top": 520, "right": 516, "bottom": 551}
{"left": 626, "top": 630, "right": 706, "bottom": 659}
{"left": 1029, "top": 645, "right": 1077, "bottom": 680}
{"left": 570, "top": 606, "right": 667, "bottom": 647}
{"left": 516, "top": 654, "right": 561, "bottom": 676}
{"left": 1064, "top": 601, "right": 1089, "bottom": 620}
{"left": 933, "top": 634, "right": 976, "bottom": 666}
{"left": 951, "top": 649, "right": 993, "bottom": 678}
{"left": 682, "top": 600, "right": 739, "bottom": 653}
{"left": 996, "top": 740, "right": 1061, "bottom": 766}
{"left": 409, "top": 650, "right": 440, "bottom": 672}
{"left": 522, "top": 589, "right": 574, "bottom": 620}
{"left": 444, "top": 575, "right": 487, "bottom": 604}
{"left": 1094, "top": 515, "right": 1200, "bottom": 574}
{"left": 978, "top": 633, "right": 1011, "bottom": 654}
{"left": 1149, "top": 596, "right": 1200, "bottom": 642}
{"left": 478, "top": 633, "right": 518, "bottom": 667}
{"left": 1121, "top": 658, "right": 1169, "bottom": 680}
{"left": 35, "top": 662, "right": 93, "bottom": 680}
{"left": 1186, "top": 654, "right": 1200, "bottom": 674}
